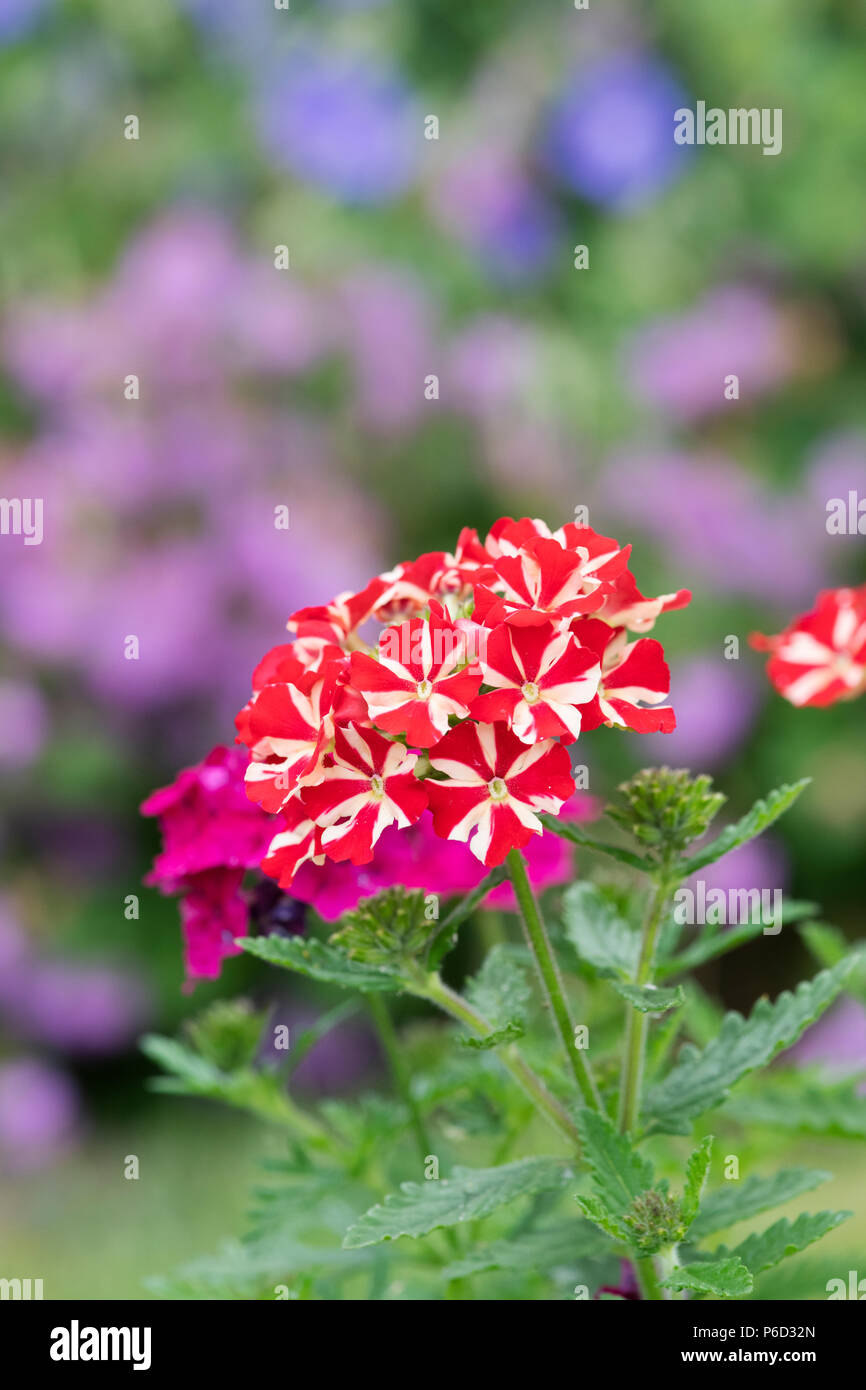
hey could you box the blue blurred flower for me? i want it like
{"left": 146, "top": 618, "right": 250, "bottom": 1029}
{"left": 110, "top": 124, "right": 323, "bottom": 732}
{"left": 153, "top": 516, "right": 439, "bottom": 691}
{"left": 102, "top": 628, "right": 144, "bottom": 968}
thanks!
{"left": 0, "top": 0, "right": 53, "bottom": 43}
{"left": 256, "top": 48, "right": 419, "bottom": 203}
{"left": 545, "top": 53, "right": 691, "bottom": 209}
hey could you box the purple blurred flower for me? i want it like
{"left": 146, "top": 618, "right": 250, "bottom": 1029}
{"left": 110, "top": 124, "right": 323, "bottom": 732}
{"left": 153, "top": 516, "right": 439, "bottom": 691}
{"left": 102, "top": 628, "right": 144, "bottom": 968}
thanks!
{"left": 446, "top": 316, "right": 573, "bottom": 494}
{"left": 807, "top": 432, "right": 866, "bottom": 513}
{"left": 256, "top": 49, "right": 419, "bottom": 203}
{"left": 545, "top": 54, "right": 691, "bottom": 209}
{"left": 337, "top": 271, "right": 435, "bottom": 431}
{"left": 683, "top": 836, "right": 788, "bottom": 902}
{"left": 0, "top": 898, "right": 29, "bottom": 976}
{"left": 261, "top": 1003, "right": 379, "bottom": 1096}
{"left": 3, "top": 963, "right": 150, "bottom": 1056}
{"left": 0, "top": 1059, "right": 79, "bottom": 1172}
{"left": 431, "top": 151, "right": 560, "bottom": 282}
{"left": 0, "top": 896, "right": 150, "bottom": 1055}
{"left": 5, "top": 211, "right": 330, "bottom": 404}
{"left": 626, "top": 287, "right": 791, "bottom": 420}
{"left": 645, "top": 656, "right": 761, "bottom": 770}
{"left": 0, "top": 679, "right": 48, "bottom": 768}
{"left": 0, "top": 211, "right": 384, "bottom": 717}
{"left": 793, "top": 996, "right": 866, "bottom": 1076}
{"left": 448, "top": 317, "right": 539, "bottom": 420}
{"left": 599, "top": 451, "right": 826, "bottom": 606}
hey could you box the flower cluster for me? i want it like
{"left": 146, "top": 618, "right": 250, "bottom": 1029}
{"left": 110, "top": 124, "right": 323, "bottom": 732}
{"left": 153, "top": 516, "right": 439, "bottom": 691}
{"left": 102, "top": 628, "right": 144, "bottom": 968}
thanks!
{"left": 237, "top": 517, "right": 688, "bottom": 888}
{"left": 750, "top": 585, "right": 866, "bottom": 707}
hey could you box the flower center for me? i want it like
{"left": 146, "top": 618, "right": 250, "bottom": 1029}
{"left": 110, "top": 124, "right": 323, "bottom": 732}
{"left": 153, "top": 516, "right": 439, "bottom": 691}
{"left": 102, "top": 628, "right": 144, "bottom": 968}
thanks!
{"left": 416, "top": 679, "right": 433, "bottom": 700}
{"left": 487, "top": 777, "right": 509, "bottom": 802}
{"left": 369, "top": 774, "right": 385, "bottom": 800}
{"left": 521, "top": 681, "right": 540, "bottom": 703}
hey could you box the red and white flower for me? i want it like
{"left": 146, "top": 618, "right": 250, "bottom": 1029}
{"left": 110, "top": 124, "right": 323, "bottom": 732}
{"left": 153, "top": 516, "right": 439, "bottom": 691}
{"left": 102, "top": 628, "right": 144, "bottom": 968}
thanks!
{"left": 574, "top": 620, "right": 676, "bottom": 733}
{"left": 301, "top": 723, "right": 428, "bottom": 865}
{"left": 474, "top": 531, "right": 631, "bottom": 629}
{"left": 750, "top": 586, "right": 866, "bottom": 707}
{"left": 241, "top": 670, "right": 335, "bottom": 813}
{"left": 287, "top": 575, "right": 389, "bottom": 647}
{"left": 596, "top": 570, "right": 691, "bottom": 634}
{"left": 426, "top": 721, "right": 575, "bottom": 866}
{"left": 471, "top": 620, "right": 600, "bottom": 743}
{"left": 350, "top": 606, "right": 482, "bottom": 746}
{"left": 260, "top": 795, "right": 324, "bottom": 890}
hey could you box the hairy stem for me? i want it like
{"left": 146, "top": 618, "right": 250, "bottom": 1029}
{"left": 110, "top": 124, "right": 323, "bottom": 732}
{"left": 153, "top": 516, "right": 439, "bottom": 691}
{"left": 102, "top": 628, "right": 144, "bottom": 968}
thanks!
{"left": 506, "top": 848, "right": 602, "bottom": 1112}
{"left": 413, "top": 970, "right": 582, "bottom": 1150}
{"left": 617, "top": 873, "right": 673, "bottom": 1136}
{"left": 634, "top": 1254, "right": 667, "bottom": 1302}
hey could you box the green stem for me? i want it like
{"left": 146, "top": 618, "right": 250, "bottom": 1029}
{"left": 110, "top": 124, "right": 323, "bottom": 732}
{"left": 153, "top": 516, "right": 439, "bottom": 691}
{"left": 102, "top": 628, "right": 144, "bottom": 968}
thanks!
{"left": 367, "top": 993, "right": 430, "bottom": 1164}
{"left": 506, "top": 848, "right": 602, "bottom": 1112}
{"left": 413, "top": 970, "right": 582, "bottom": 1150}
{"left": 617, "top": 873, "right": 672, "bottom": 1135}
{"left": 634, "top": 1255, "right": 666, "bottom": 1302}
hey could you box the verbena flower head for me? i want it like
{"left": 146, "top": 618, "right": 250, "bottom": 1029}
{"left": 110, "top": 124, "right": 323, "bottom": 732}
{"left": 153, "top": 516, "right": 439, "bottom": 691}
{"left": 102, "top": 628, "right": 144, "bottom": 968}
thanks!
{"left": 750, "top": 585, "right": 866, "bottom": 707}
{"left": 237, "top": 516, "right": 689, "bottom": 883}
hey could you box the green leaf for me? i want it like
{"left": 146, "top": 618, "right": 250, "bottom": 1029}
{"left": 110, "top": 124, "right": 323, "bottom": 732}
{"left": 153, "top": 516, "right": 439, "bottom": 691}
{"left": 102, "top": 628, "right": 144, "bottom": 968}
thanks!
{"left": 460, "top": 1020, "right": 525, "bottom": 1050}
{"left": 561, "top": 882, "right": 640, "bottom": 980}
{"left": 663, "top": 1257, "right": 753, "bottom": 1299}
{"left": 642, "top": 958, "right": 855, "bottom": 1134}
{"left": 725, "top": 1083, "right": 866, "bottom": 1138}
{"left": 726, "top": 1211, "right": 851, "bottom": 1276}
{"left": 612, "top": 981, "right": 685, "bottom": 1014}
{"left": 540, "top": 814, "right": 648, "bottom": 872}
{"left": 343, "top": 1157, "right": 573, "bottom": 1249}
{"left": 690, "top": 1168, "right": 832, "bottom": 1240}
{"left": 237, "top": 935, "right": 403, "bottom": 992}
{"left": 576, "top": 1194, "right": 630, "bottom": 1244}
{"left": 441, "top": 1220, "right": 611, "bottom": 1279}
{"left": 465, "top": 944, "right": 531, "bottom": 1031}
{"left": 798, "top": 921, "right": 850, "bottom": 970}
{"left": 576, "top": 1107, "right": 655, "bottom": 1215}
{"left": 681, "top": 779, "right": 810, "bottom": 876}
{"left": 141, "top": 1035, "right": 303, "bottom": 1128}
{"left": 681, "top": 1135, "right": 713, "bottom": 1227}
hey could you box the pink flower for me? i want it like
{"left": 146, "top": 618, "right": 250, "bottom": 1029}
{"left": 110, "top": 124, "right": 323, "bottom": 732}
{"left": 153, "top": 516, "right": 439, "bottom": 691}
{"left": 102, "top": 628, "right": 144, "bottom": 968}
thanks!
{"left": 426, "top": 722, "right": 574, "bottom": 866}
{"left": 471, "top": 619, "right": 600, "bottom": 743}
{"left": 179, "top": 868, "right": 250, "bottom": 982}
{"left": 141, "top": 746, "right": 273, "bottom": 886}
{"left": 141, "top": 746, "right": 273, "bottom": 981}
{"left": 750, "top": 586, "right": 866, "bottom": 707}
{"left": 300, "top": 723, "right": 428, "bottom": 867}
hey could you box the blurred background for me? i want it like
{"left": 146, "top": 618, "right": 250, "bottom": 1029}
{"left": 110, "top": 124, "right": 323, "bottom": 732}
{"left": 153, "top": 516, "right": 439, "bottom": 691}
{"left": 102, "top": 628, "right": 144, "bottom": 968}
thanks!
{"left": 1, "top": 0, "right": 864, "bottom": 1296}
